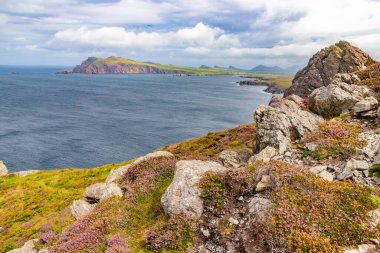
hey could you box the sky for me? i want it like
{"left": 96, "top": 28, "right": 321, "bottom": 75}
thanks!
{"left": 0, "top": 0, "right": 380, "bottom": 68}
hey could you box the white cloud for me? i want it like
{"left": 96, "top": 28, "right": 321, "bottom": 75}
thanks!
{"left": 48, "top": 22, "right": 240, "bottom": 51}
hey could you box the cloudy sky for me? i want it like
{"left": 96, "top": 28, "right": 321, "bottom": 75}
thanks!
{"left": 0, "top": 0, "right": 380, "bottom": 68}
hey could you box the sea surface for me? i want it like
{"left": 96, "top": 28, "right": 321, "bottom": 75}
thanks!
{"left": 0, "top": 66, "right": 272, "bottom": 172}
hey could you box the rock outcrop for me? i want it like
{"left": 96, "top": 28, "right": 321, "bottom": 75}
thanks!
{"left": 219, "top": 150, "right": 250, "bottom": 168}
{"left": 285, "top": 41, "right": 373, "bottom": 98}
{"left": 254, "top": 95, "right": 322, "bottom": 154}
{"left": 309, "top": 73, "right": 378, "bottom": 118}
{"left": 0, "top": 161, "right": 7, "bottom": 176}
{"left": 161, "top": 160, "right": 227, "bottom": 218}
{"left": 6, "top": 239, "right": 45, "bottom": 253}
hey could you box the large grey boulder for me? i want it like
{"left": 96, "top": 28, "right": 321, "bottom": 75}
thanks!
{"left": 106, "top": 151, "right": 174, "bottom": 183}
{"left": 161, "top": 160, "right": 227, "bottom": 218}
{"left": 353, "top": 97, "right": 379, "bottom": 114}
{"left": 285, "top": 41, "right": 373, "bottom": 98}
{"left": 309, "top": 74, "right": 374, "bottom": 118}
{"left": 0, "top": 161, "right": 8, "bottom": 176}
{"left": 219, "top": 150, "right": 250, "bottom": 168}
{"left": 254, "top": 95, "right": 321, "bottom": 154}
{"left": 70, "top": 199, "right": 95, "bottom": 219}
{"left": 84, "top": 182, "right": 123, "bottom": 203}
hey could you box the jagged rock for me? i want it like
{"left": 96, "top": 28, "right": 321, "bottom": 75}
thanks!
{"left": 310, "top": 165, "right": 328, "bottom": 174}
{"left": 254, "top": 96, "right": 321, "bottom": 154}
{"left": 255, "top": 175, "right": 271, "bottom": 192}
{"left": 353, "top": 97, "right": 379, "bottom": 114}
{"left": 346, "top": 159, "right": 369, "bottom": 171}
{"left": 309, "top": 74, "right": 372, "bottom": 118}
{"left": 336, "top": 166, "right": 354, "bottom": 181}
{"left": 161, "top": 160, "right": 227, "bottom": 218}
{"left": 0, "top": 161, "right": 8, "bottom": 176}
{"left": 219, "top": 150, "right": 250, "bottom": 168}
{"left": 249, "top": 146, "right": 277, "bottom": 163}
{"left": 106, "top": 151, "right": 174, "bottom": 183}
{"left": 248, "top": 197, "right": 271, "bottom": 214}
{"left": 285, "top": 40, "right": 373, "bottom": 98}
{"left": 359, "top": 131, "right": 380, "bottom": 162}
{"left": 12, "top": 170, "right": 40, "bottom": 177}
{"left": 7, "top": 239, "right": 39, "bottom": 253}
{"left": 319, "top": 170, "right": 334, "bottom": 181}
{"left": 70, "top": 199, "right": 95, "bottom": 219}
{"left": 343, "top": 244, "right": 377, "bottom": 253}
{"left": 84, "top": 183, "right": 123, "bottom": 203}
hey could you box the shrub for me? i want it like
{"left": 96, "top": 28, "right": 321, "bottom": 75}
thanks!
{"left": 40, "top": 231, "right": 57, "bottom": 245}
{"left": 145, "top": 211, "right": 193, "bottom": 251}
{"left": 50, "top": 217, "right": 109, "bottom": 252}
{"left": 250, "top": 161, "right": 380, "bottom": 252}
{"left": 106, "top": 234, "right": 130, "bottom": 253}
{"left": 369, "top": 164, "right": 380, "bottom": 178}
{"left": 303, "top": 119, "right": 366, "bottom": 159}
{"left": 162, "top": 124, "right": 255, "bottom": 158}
{"left": 198, "top": 169, "right": 255, "bottom": 208}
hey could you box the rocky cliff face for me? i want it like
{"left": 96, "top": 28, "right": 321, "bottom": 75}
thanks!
{"left": 72, "top": 57, "right": 188, "bottom": 74}
{"left": 285, "top": 41, "right": 374, "bottom": 98}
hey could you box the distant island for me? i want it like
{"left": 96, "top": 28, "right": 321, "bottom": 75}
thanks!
{"left": 57, "top": 56, "right": 294, "bottom": 94}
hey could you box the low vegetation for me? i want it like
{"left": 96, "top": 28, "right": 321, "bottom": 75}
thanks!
{"left": 163, "top": 123, "right": 255, "bottom": 158}
{"left": 0, "top": 162, "right": 130, "bottom": 252}
{"left": 356, "top": 62, "right": 380, "bottom": 99}
{"left": 47, "top": 157, "right": 179, "bottom": 252}
{"left": 198, "top": 161, "right": 380, "bottom": 252}
{"left": 303, "top": 119, "right": 367, "bottom": 159}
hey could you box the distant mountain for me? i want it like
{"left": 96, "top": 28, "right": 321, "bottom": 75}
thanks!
{"left": 199, "top": 65, "right": 211, "bottom": 69}
{"left": 251, "top": 65, "right": 300, "bottom": 74}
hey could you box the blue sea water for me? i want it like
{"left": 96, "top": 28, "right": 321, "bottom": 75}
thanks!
{"left": 0, "top": 66, "right": 272, "bottom": 172}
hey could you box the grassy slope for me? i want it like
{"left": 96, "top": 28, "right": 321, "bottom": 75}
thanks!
{"left": 92, "top": 56, "right": 293, "bottom": 88}
{"left": 0, "top": 124, "right": 255, "bottom": 252}
{"left": 0, "top": 161, "right": 130, "bottom": 252}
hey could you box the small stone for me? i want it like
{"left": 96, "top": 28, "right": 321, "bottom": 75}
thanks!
{"left": 248, "top": 197, "right": 272, "bottom": 214}
{"left": 368, "top": 208, "right": 380, "bottom": 227}
{"left": 228, "top": 217, "right": 239, "bottom": 225}
{"left": 319, "top": 170, "right": 334, "bottom": 181}
{"left": 238, "top": 196, "right": 244, "bottom": 201}
{"left": 310, "top": 165, "right": 327, "bottom": 175}
{"left": 249, "top": 146, "right": 277, "bottom": 163}
{"left": 369, "top": 238, "right": 380, "bottom": 245}
{"left": 346, "top": 159, "right": 369, "bottom": 171}
{"left": 84, "top": 183, "right": 123, "bottom": 203}
{"left": 200, "top": 228, "right": 210, "bottom": 237}
{"left": 363, "top": 170, "right": 369, "bottom": 177}
{"left": 12, "top": 170, "right": 40, "bottom": 177}
{"left": 255, "top": 175, "right": 271, "bottom": 192}
{"left": 0, "top": 161, "right": 8, "bottom": 176}
{"left": 353, "top": 170, "right": 361, "bottom": 177}
{"left": 336, "top": 167, "right": 353, "bottom": 181}
{"left": 343, "top": 244, "right": 376, "bottom": 253}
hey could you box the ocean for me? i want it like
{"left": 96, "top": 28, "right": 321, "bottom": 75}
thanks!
{"left": 0, "top": 66, "right": 272, "bottom": 172}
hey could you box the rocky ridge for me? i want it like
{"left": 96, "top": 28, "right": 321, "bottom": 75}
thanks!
{"left": 285, "top": 40, "right": 374, "bottom": 98}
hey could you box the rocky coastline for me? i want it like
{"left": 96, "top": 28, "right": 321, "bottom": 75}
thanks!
{"left": 1, "top": 40, "right": 380, "bottom": 253}
{"left": 238, "top": 79, "right": 285, "bottom": 94}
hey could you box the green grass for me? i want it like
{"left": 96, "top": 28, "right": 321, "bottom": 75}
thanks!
{"left": 91, "top": 56, "right": 293, "bottom": 88}
{"left": 0, "top": 161, "right": 130, "bottom": 252}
